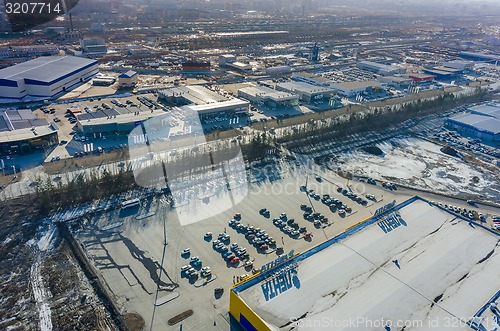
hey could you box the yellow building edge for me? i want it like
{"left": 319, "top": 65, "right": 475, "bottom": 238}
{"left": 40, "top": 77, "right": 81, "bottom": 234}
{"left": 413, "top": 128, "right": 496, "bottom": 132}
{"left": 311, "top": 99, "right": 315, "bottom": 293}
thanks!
{"left": 345, "top": 216, "right": 371, "bottom": 232}
{"left": 233, "top": 270, "right": 261, "bottom": 287}
{"left": 230, "top": 290, "right": 272, "bottom": 331}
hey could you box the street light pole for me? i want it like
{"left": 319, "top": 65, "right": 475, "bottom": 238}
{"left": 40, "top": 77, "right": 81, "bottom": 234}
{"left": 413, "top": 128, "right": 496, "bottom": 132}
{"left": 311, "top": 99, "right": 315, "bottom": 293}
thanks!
{"left": 12, "top": 165, "right": 16, "bottom": 178}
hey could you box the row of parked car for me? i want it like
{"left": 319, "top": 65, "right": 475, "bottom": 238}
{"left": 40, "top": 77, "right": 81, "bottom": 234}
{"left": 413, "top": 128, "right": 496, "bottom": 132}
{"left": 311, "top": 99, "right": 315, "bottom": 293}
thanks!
{"left": 271, "top": 212, "right": 304, "bottom": 237}
{"left": 229, "top": 214, "right": 277, "bottom": 251}
{"left": 137, "top": 96, "right": 160, "bottom": 109}
{"left": 433, "top": 130, "right": 500, "bottom": 159}
{"left": 299, "top": 204, "right": 330, "bottom": 227}
{"left": 180, "top": 250, "right": 210, "bottom": 280}
{"left": 430, "top": 201, "right": 486, "bottom": 221}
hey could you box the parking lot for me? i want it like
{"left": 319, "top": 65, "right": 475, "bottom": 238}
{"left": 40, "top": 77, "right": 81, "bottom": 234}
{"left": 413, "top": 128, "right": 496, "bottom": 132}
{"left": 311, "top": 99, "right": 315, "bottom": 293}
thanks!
{"left": 73, "top": 166, "right": 412, "bottom": 330}
{"left": 71, "top": 158, "right": 500, "bottom": 330}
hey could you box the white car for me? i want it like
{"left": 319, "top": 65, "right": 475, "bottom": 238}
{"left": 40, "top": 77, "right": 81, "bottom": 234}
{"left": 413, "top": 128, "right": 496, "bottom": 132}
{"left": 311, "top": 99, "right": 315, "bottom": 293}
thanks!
{"left": 181, "top": 265, "right": 190, "bottom": 272}
{"left": 181, "top": 248, "right": 190, "bottom": 255}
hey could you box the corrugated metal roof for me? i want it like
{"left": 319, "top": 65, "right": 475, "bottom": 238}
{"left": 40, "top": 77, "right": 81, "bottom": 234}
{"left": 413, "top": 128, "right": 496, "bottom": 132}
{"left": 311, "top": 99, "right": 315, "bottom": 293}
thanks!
{"left": 449, "top": 113, "right": 500, "bottom": 134}
{"left": 469, "top": 104, "right": 500, "bottom": 119}
{"left": 119, "top": 70, "right": 137, "bottom": 78}
{"left": 277, "top": 81, "right": 334, "bottom": 94}
{"left": 0, "top": 56, "right": 97, "bottom": 83}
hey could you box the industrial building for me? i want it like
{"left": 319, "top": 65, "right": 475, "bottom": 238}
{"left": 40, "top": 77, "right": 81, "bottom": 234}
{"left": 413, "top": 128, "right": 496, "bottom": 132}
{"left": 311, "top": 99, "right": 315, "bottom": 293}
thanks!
{"left": 0, "top": 56, "right": 98, "bottom": 99}
{"left": 158, "top": 85, "right": 249, "bottom": 119}
{"left": 459, "top": 51, "right": 500, "bottom": 63}
{"left": 118, "top": 70, "right": 138, "bottom": 88}
{"left": 291, "top": 72, "right": 332, "bottom": 86}
{"left": 181, "top": 61, "right": 211, "bottom": 73}
{"left": 238, "top": 85, "right": 299, "bottom": 108}
{"left": 330, "top": 80, "right": 385, "bottom": 97}
{"left": 226, "top": 61, "right": 253, "bottom": 73}
{"left": 219, "top": 54, "right": 236, "bottom": 67}
{"left": 423, "top": 66, "right": 462, "bottom": 79}
{"left": 0, "top": 45, "right": 60, "bottom": 60}
{"left": 357, "top": 60, "right": 406, "bottom": 76}
{"left": 80, "top": 37, "right": 107, "bottom": 56}
{"left": 0, "top": 109, "right": 58, "bottom": 155}
{"left": 276, "top": 81, "right": 334, "bottom": 102}
{"left": 442, "top": 60, "right": 473, "bottom": 71}
{"left": 377, "top": 75, "right": 412, "bottom": 87}
{"left": 76, "top": 106, "right": 166, "bottom": 136}
{"left": 408, "top": 73, "right": 435, "bottom": 83}
{"left": 266, "top": 66, "right": 292, "bottom": 76}
{"left": 230, "top": 197, "right": 500, "bottom": 331}
{"left": 446, "top": 103, "right": 500, "bottom": 142}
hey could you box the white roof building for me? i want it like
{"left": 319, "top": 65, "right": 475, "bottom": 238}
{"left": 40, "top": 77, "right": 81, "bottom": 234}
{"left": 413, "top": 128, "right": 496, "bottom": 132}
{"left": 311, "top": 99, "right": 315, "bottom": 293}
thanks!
{"left": 0, "top": 56, "right": 98, "bottom": 99}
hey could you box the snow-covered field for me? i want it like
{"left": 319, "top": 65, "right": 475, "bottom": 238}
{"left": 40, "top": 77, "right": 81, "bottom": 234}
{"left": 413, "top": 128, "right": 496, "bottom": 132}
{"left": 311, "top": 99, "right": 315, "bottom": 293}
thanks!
{"left": 335, "top": 138, "right": 500, "bottom": 201}
{"left": 239, "top": 199, "right": 500, "bottom": 330}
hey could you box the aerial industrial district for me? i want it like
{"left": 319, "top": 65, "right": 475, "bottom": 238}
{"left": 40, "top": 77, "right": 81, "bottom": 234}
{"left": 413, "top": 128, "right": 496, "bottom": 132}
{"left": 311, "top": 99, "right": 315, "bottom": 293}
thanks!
{"left": 0, "top": 1, "right": 499, "bottom": 331}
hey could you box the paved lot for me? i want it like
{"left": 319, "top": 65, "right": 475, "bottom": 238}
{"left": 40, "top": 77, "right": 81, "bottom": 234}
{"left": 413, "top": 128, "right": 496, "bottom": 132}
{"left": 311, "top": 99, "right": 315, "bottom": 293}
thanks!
{"left": 74, "top": 168, "right": 401, "bottom": 330}
{"left": 73, "top": 162, "right": 499, "bottom": 330}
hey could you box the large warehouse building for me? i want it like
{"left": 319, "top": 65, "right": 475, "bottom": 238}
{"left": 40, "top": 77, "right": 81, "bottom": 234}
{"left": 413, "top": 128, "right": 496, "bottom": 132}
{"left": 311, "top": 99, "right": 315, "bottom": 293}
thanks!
{"left": 0, "top": 56, "right": 98, "bottom": 99}
{"left": 276, "top": 81, "right": 334, "bottom": 103}
{"left": 330, "top": 80, "right": 385, "bottom": 97}
{"left": 230, "top": 197, "right": 500, "bottom": 331}
{"left": 238, "top": 85, "right": 299, "bottom": 108}
{"left": 446, "top": 103, "right": 500, "bottom": 142}
{"left": 357, "top": 61, "right": 406, "bottom": 76}
{"left": 158, "top": 85, "right": 249, "bottom": 120}
{"left": 291, "top": 72, "right": 332, "bottom": 87}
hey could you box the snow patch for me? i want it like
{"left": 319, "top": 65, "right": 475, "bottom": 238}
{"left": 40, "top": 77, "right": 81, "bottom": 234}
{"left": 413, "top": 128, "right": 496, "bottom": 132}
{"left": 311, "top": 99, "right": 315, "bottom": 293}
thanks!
{"left": 30, "top": 256, "right": 53, "bottom": 331}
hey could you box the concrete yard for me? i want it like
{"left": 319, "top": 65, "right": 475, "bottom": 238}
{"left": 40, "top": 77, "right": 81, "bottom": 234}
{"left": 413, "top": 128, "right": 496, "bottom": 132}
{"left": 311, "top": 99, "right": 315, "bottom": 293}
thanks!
{"left": 73, "top": 160, "right": 500, "bottom": 330}
{"left": 74, "top": 168, "right": 406, "bottom": 330}
{"left": 236, "top": 198, "right": 500, "bottom": 331}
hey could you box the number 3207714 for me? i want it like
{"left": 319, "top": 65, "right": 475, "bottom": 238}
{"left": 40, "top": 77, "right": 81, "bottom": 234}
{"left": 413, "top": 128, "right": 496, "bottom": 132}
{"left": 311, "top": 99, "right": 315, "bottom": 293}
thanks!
{"left": 5, "top": 2, "right": 62, "bottom": 14}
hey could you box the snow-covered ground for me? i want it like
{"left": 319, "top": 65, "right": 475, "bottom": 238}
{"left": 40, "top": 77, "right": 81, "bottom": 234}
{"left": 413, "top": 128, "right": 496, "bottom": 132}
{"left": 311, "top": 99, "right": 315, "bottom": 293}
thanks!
{"left": 335, "top": 138, "right": 499, "bottom": 201}
{"left": 30, "top": 255, "right": 53, "bottom": 331}
{"left": 239, "top": 199, "right": 500, "bottom": 330}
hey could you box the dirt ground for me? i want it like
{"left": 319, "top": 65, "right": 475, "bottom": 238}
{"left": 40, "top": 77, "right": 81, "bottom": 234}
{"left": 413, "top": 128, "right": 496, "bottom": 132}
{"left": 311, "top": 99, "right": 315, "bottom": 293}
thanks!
{"left": 0, "top": 198, "right": 119, "bottom": 330}
{"left": 0, "top": 173, "right": 21, "bottom": 187}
